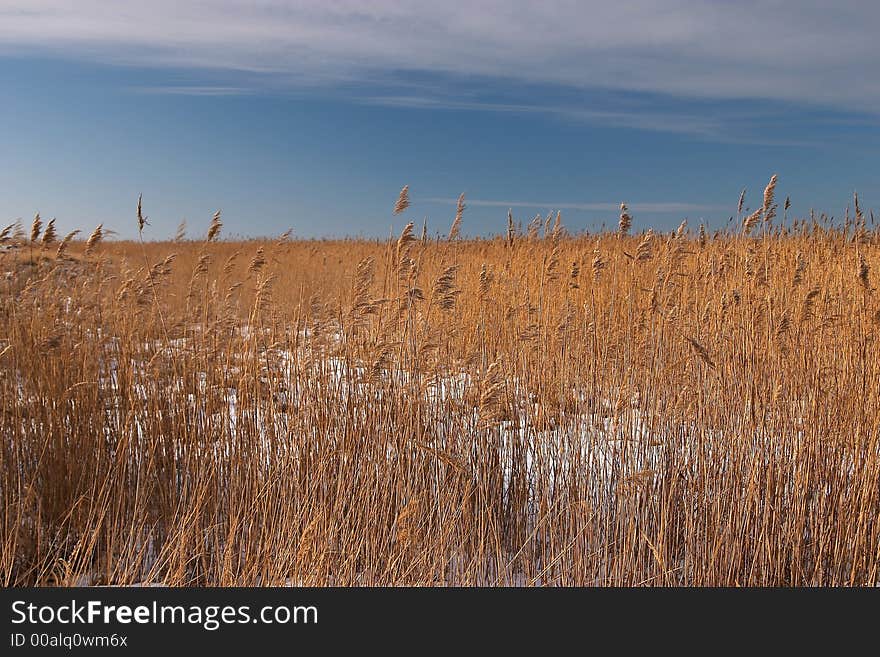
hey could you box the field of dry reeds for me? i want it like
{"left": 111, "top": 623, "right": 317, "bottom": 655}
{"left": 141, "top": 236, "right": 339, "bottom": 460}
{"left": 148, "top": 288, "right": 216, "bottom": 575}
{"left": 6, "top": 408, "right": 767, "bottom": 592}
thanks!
{"left": 2, "top": 178, "right": 879, "bottom": 586}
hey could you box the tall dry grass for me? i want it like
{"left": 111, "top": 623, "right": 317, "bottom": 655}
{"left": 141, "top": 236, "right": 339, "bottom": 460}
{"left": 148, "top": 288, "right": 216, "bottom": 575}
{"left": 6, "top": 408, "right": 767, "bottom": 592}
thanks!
{"left": 1, "top": 180, "right": 879, "bottom": 586}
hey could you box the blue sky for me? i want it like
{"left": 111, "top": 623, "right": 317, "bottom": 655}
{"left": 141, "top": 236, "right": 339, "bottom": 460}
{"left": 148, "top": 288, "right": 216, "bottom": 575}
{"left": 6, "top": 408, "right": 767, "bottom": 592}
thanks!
{"left": 1, "top": 1, "right": 879, "bottom": 239}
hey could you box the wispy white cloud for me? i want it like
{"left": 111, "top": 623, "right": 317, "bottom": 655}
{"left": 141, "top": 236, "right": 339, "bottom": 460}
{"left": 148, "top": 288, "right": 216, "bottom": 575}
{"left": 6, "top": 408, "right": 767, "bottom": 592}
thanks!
{"left": 132, "top": 85, "right": 252, "bottom": 96}
{"left": 423, "top": 198, "right": 722, "bottom": 214}
{"left": 360, "top": 95, "right": 727, "bottom": 138}
{"left": 1, "top": 2, "right": 878, "bottom": 117}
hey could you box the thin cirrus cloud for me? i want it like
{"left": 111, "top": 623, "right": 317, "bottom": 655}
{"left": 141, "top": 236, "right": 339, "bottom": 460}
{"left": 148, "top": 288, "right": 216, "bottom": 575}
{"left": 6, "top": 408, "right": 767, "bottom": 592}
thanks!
{"left": 423, "top": 198, "right": 723, "bottom": 214}
{"left": 132, "top": 86, "right": 253, "bottom": 96}
{"left": 0, "top": 1, "right": 878, "bottom": 108}
{"left": 359, "top": 95, "right": 727, "bottom": 139}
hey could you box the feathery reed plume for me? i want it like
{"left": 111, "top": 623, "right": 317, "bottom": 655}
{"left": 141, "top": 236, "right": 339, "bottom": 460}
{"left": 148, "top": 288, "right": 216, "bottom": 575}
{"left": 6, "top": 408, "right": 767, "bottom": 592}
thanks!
{"left": 784, "top": 196, "right": 791, "bottom": 211}
{"left": 0, "top": 224, "right": 13, "bottom": 243}
{"left": 618, "top": 203, "right": 632, "bottom": 237}
{"left": 272, "top": 228, "right": 293, "bottom": 258}
{"left": 137, "top": 194, "right": 147, "bottom": 233}
{"left": 248, "top": 247, "right": 267, "bottom": 275}
{"left": 351, "top": 256, "right": 376, "bottom": 318}
{"left": 552, "top": 211, "right": 562, "bottom": 239}
{"left": 368, "top": 345, "right": 391, "bottom": 382}
{"left": 686, "top": 336, "right": 716, "bottom": 369}
{"left": 30, "top": 213, "right": 42, "bottom": 243}
{"left": 393, "top": 185, "right": 410, "bottom": 215}
{"left": 762, "top": 174, "right": 778, "bottom": 225}
{"left": 852, "top": 193, "right": 867, "bottom": 244}
{"left": 195, "top": 253, "right": 212, "bottom": 277}
{"left": 449, "top": 193, "right": 465, "bottom": 240}
{"left": 174, "top": 220, "right": 187, "bottom": 242}
{"left": 478, "top": 361, "right": 506, "bottom": 426}
{"left": 775, "top": 311, "right": 791, "bottom": 344}
{"left": 55, "top": 230, "right": 80, "bottom": 259}
{"left": 792, "top": 251, "right": 806, "bottom": 285}
{"left": 698, "top": 223, "right": 707, "bottom": 248}
{"left": 742, "top": 209, "right": 761, "bottom": 235}
{"left": 207, "top": 210, "right": 222, "bottom": 242}
{"left": 675, "top": 219, "right": 688, "bottom": 239}
{"left": 431, "top": 265, "right": 460, "bottom": 311}
{"left": 40, "top": 218, "right": 57, "bottom": 247}
{"left": 394, "top": 222, "right": 417, "bottom": 282}
{"left": 591, "top": 245, "right": 606, "bottom": 280}
{"left": 545, "top": 240, "right": 560, "bottom": 281}
{"left": 420, "top": 217, "right": 428, "bottom": 245}
{"left": 252, "top": 273, "right": 276, "bottom": 314}
{"left": 569, "top": 260, "right": 580, "bottom": 289}
{"left": 221, "top": 251, "right": 240, "bottom": 278}
{"left": 12, "top": 220, "right": 25, "bottom": 243}
{"left": 527, "top": 214, "right": 542, "bottom": 240}
{"left": 635, "top": 229, "right": 654, "bottom": 261}
{"left": 137, "top": 254, "right": 178, "bottom": 305}
{"left": 150, "top": 253, "right": 177, "bottom": 279}
{"left": 396, "top": 222, "right": 416, "bottom": 260}
{"left": 858, "top": 253, "right": 870, "bottom": 290}
{"left": 737, "top": 188, "right": 746, "bottom": 215}
{"left": 506, "top": 209, "right": 516, "bottom": 246}
{"left": 801, "top": 285, "right": 821, "bottom": 322}
{"left": 84, "top": 224, "right": 103, "bottom": 255}
{"left": 479, "top": 263, "right": 493, "bottom": 297}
